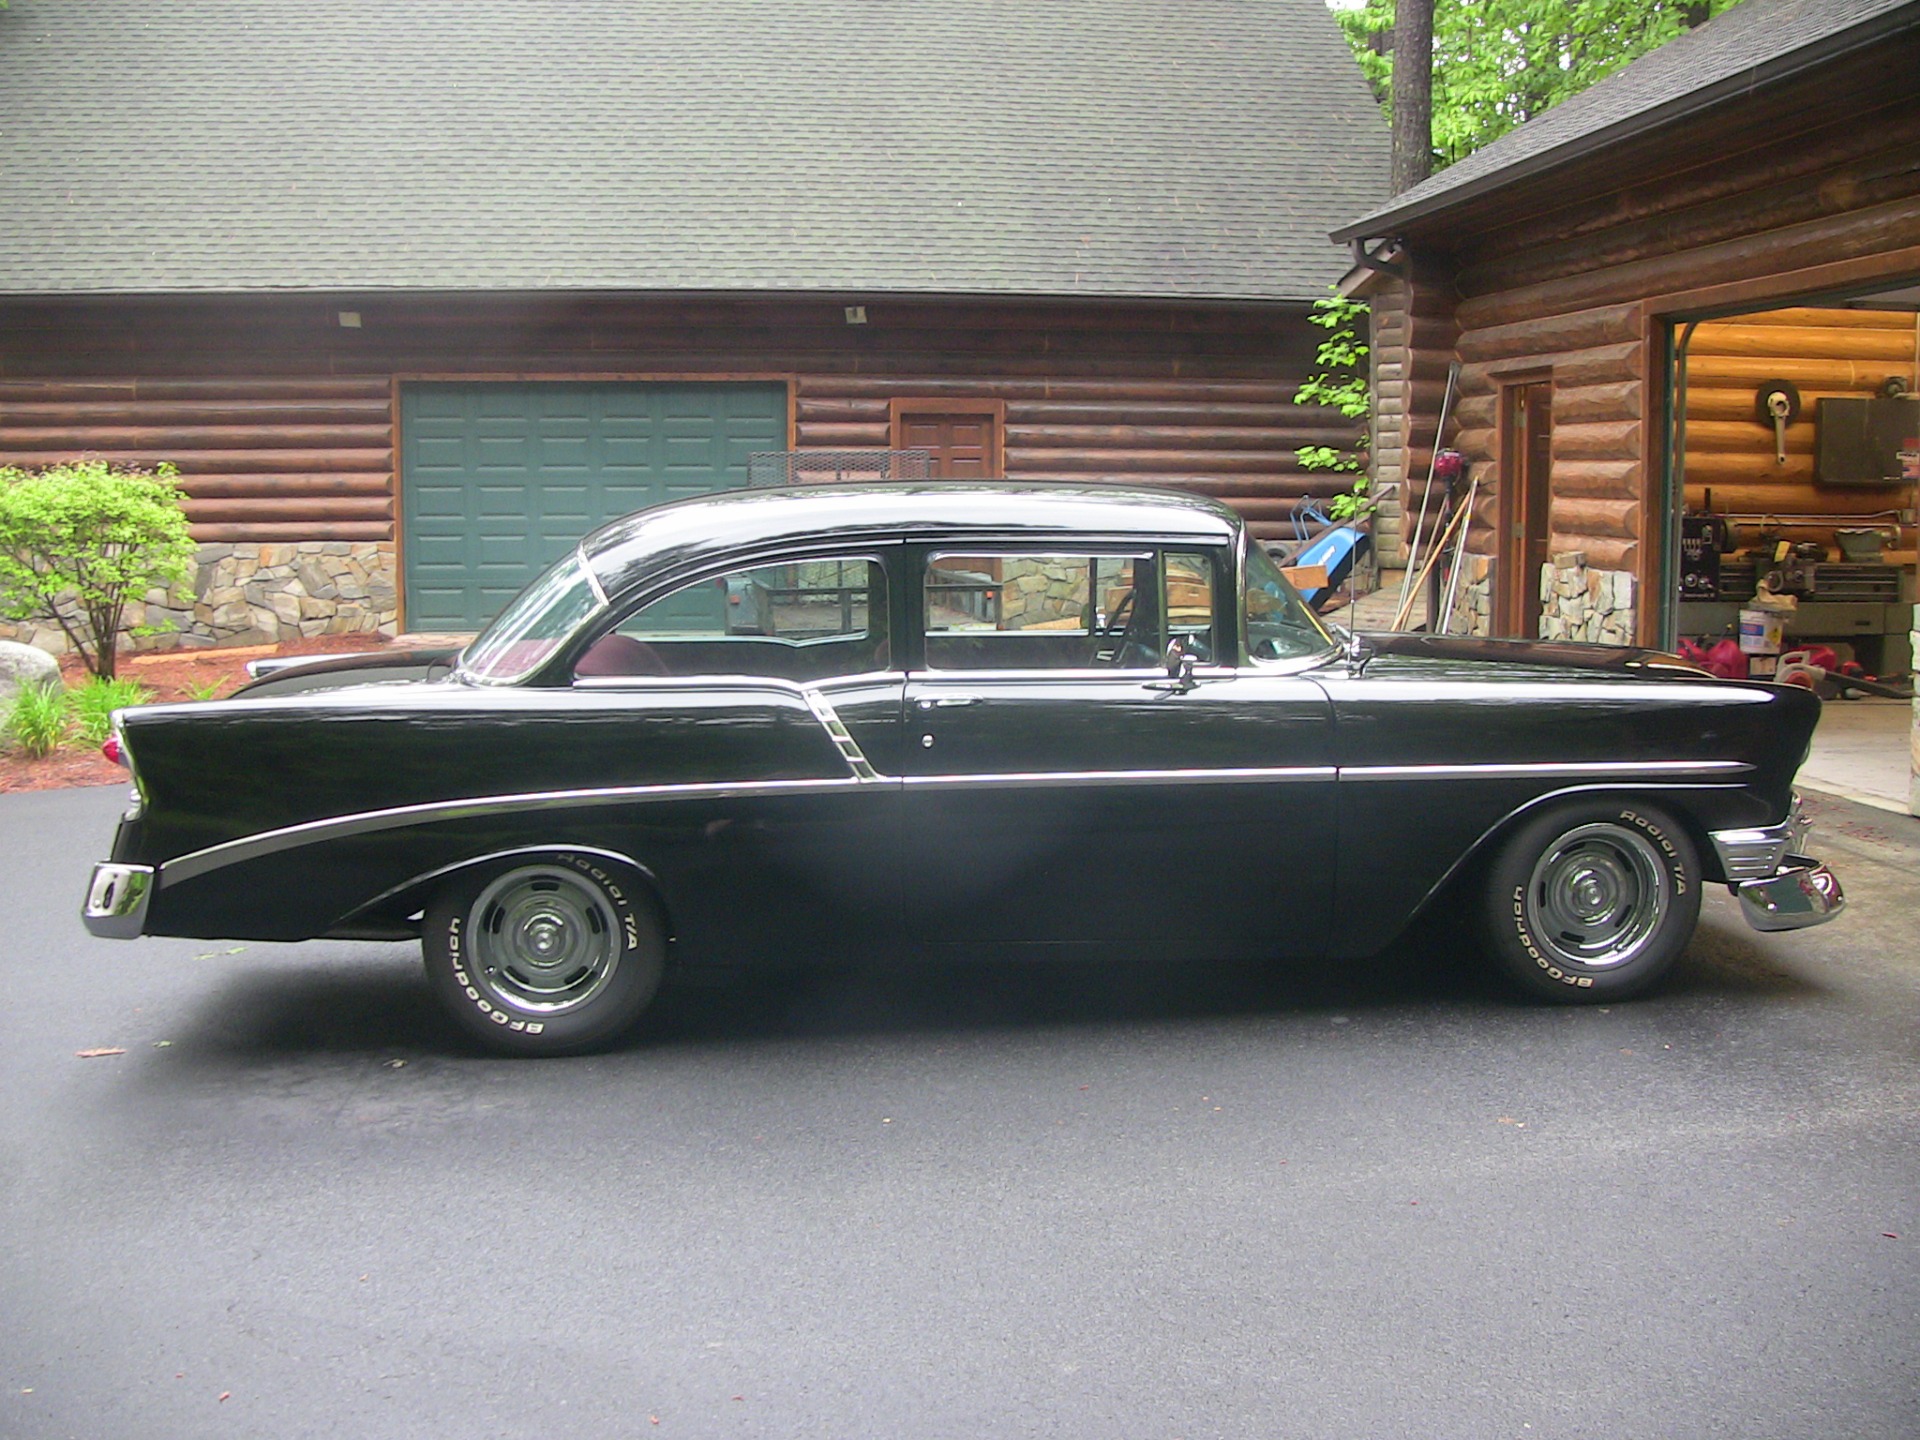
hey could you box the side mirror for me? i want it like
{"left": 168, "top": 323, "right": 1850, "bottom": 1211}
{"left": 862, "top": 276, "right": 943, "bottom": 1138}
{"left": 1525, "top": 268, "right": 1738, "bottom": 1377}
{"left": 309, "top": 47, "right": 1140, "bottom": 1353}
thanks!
{"left": 1157, "top": 638, "right": 1198, "bottom": 692}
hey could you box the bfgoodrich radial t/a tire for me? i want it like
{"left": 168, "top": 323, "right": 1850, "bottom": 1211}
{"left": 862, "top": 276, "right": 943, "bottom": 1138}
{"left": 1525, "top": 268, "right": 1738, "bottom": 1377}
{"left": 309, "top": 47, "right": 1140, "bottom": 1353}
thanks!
{"left": 423, "top": 853, "right": 664, "bottom": 1056}
{"left": 1481, "top": 800, "right": 1701, "bottom": 1003}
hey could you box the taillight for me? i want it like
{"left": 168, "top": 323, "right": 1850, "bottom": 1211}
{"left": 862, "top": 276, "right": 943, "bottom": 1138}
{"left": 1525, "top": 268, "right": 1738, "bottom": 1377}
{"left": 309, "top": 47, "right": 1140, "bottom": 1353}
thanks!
{"left": 102, "top": 733, "right": 126, "bottom": 767}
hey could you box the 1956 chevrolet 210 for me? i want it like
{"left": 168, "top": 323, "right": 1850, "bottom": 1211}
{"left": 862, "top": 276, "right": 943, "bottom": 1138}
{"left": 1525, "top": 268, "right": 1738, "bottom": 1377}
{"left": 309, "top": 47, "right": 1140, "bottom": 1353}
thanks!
{"left": 83, "top": 484, "right": 1843, "bottom": 1055}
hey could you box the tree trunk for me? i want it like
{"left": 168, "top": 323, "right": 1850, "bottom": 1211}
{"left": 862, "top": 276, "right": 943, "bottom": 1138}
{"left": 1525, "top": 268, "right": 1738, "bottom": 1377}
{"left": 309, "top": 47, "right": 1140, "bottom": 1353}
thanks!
{"left": 1391, "top": 0, "right": 1435, "bottom": 194}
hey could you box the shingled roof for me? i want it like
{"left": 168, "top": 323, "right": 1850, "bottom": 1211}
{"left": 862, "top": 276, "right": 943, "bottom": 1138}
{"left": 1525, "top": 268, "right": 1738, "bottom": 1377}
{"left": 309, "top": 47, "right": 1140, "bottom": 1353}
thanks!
{"left": 1333, "top": 0, "right": 1920, "bottom": 243}
{"left": 0, "top": 0, "right": 1388, "bottom": 302}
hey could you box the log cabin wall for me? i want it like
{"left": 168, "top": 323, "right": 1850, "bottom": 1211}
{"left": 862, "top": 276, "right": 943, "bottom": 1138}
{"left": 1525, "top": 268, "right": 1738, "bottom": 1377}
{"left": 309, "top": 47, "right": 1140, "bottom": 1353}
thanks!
{"left": 1683, "top": 306, "right": 1920, "bottom": 529}
{"left": 1365, "top": 255, "right": 1460, "bottom": 567}
{"left": 796, "top": 374, "right": 1352, "bottom": 541}
{"left": 1391, "top": 40, "right": 1920, "bottom": 642}
{"left": 0, "top": 376, "right": 395, "bottom": 544}
{"left": 0, "top": 293, "right": 1353, "bottom": 645}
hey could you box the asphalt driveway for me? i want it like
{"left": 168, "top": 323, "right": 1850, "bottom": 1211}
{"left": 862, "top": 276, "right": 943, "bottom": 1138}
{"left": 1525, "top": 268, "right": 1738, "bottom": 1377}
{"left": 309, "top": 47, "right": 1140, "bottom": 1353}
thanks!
{"left": 3, "top": 783, "right": 1916, "bottom": 1439}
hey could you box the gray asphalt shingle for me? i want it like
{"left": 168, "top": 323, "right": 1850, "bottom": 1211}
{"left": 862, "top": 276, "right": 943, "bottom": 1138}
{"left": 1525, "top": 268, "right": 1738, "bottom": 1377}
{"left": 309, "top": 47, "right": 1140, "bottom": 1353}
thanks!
{"left": 0, "top": 0, "right": 1389, "bottom": 301}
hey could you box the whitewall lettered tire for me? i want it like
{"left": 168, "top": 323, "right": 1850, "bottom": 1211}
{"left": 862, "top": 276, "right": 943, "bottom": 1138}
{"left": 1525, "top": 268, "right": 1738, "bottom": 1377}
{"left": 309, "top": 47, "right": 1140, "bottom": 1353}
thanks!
{"left": 423, "top": 853, "right": 664, "bottom": 1055}
{"left": 1481, "top": 800, "right": 1701, "bottom": 1002}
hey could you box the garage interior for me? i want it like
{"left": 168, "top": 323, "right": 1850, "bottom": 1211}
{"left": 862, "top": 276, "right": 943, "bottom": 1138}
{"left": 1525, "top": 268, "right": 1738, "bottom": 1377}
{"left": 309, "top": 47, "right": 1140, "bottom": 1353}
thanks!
{"left": 1672, "top": 279, "right": 1919, "bottom": 805}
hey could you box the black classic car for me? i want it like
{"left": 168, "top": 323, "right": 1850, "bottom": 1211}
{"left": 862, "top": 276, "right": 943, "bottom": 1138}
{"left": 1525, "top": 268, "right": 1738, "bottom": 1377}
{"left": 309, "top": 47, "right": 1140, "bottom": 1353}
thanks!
{"left": 83, "top": 484, "right": 1843, "bottom": 1055}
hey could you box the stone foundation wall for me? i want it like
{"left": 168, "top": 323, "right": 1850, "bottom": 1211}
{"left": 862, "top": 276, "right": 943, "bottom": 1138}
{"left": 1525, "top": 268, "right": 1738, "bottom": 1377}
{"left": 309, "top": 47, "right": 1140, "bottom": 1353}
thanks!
{"left": 1430, "top": 551, "right": 1638, "bottom": 641}
{"left": 999, "top": 559, "right": 1090, "bottom": 629}
{"left": 1448, "top": 553, "right": 1494, "bottom": 636}
{"left": 0, "top": 541, "right": 398, "bottom": 655}
{"left": 1540, "top": 551, "right": 1635, "bottom": 645}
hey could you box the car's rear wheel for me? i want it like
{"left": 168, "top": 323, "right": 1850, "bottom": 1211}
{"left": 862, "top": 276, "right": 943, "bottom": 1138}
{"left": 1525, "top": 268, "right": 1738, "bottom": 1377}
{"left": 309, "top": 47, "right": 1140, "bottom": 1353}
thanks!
{"left": 423, "top": 853, "right": 663, "bottom": 1055}
{"left": 1481, "top": 800, "right": 1700, "bottom": 1002}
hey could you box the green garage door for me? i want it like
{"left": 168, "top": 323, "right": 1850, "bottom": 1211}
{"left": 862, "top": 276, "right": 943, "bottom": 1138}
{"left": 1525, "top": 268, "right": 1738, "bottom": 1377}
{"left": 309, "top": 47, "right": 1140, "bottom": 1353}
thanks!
{"left": 400, "top": 381, "right": 788, "bottom": 630}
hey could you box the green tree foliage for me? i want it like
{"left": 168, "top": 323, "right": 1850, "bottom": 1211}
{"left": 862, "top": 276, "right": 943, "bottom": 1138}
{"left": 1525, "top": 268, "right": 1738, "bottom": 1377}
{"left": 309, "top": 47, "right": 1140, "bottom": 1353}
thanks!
{"left": 1335, "top": 0, "right": 1737, "bottom": 167}
{"left": 0, "top": 461, "right": 195, "bottom": 680}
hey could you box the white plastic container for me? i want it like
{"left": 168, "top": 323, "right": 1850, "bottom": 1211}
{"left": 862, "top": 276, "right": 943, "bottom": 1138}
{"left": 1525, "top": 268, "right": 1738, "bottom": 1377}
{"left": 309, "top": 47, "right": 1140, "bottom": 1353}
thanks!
{"left": 1738, "top": 607, "right": 1785, "bottom": 655}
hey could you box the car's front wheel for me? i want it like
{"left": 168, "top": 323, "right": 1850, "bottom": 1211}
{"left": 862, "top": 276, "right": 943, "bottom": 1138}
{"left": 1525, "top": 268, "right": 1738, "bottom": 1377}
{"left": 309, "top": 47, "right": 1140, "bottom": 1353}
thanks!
{"left": 423, "top": 853, "right": 664, "bottom": 1055}
{"left": 1481, "top": 800, "right": 1700, "bottom": 1002}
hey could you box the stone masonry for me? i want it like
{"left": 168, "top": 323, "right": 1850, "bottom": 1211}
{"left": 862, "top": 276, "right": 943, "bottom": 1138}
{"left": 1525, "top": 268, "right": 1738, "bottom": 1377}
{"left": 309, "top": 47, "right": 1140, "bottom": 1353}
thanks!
{"left": 1539, "top": 551, "right": 1635, "bottom": 645}
{"left": 0, "top": 541, "right": 398, "bottom": 655}
{"left": 1438, "top": 551, "right": 1637, "bottom": 642}
{"left": 1449, "top": 553, "right": 1494, "bottom": 635}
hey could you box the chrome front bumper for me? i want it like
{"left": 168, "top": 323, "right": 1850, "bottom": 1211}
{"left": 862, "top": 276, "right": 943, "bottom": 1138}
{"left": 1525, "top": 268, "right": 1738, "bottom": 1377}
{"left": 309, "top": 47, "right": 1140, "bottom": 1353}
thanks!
{"left": 82, "top": 862, "right": 154, "bottom": 939}
{"left": 1710, "top": 796, "right": 1844, "bottom": 934}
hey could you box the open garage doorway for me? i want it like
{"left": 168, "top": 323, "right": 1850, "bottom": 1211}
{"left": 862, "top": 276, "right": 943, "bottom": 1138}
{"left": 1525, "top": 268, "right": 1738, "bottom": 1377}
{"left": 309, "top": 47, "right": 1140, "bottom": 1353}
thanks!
{"left": 1667, "top": 281, "right": 1919, "bottom": 814}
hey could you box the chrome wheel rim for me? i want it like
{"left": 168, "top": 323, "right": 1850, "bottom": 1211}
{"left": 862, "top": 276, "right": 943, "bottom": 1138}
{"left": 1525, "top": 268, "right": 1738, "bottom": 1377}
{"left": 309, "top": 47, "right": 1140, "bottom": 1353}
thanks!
{"left": 1523, "top": 822, "right": 1671, "bottom": 970}
{"left": 466, "top": 867, "right": 621, "bottom": 1015}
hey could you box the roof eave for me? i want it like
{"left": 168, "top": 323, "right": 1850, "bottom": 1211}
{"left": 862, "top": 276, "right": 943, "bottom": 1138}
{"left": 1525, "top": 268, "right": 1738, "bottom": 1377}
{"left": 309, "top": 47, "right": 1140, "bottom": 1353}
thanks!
{"left": 1329, "top": 2, "right": 1920, "bottom": 245}
{"left": 0, "top": 282, "right": 1329, "bottom": 307}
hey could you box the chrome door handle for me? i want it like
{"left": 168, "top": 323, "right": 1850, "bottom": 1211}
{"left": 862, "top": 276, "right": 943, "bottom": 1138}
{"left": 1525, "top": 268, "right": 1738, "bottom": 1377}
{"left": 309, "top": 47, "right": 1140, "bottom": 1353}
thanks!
{"left": 915, "top": 695, "right": 983, "bottom": 710}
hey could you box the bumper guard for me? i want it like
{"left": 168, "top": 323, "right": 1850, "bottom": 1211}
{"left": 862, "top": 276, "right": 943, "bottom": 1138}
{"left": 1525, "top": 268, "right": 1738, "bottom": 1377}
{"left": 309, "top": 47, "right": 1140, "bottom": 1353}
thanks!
{"left": 83, "top": 862, "right": 154, "bottom": 939}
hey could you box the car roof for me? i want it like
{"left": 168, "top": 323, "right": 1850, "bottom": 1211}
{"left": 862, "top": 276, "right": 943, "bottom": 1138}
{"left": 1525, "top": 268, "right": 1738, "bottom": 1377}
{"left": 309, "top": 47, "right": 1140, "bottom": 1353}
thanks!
{"left": 581, "top": 482, "right": 1243, "bottom": 597}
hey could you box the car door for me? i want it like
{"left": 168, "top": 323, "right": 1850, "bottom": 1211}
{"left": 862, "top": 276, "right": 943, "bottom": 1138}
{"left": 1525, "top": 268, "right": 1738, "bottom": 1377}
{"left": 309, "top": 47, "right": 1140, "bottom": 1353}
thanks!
{"left": 900, "top": 543, "right": 1335, "bottom": 957}
{"left": 568, "top": 547, "right": 906, "bottom": 963}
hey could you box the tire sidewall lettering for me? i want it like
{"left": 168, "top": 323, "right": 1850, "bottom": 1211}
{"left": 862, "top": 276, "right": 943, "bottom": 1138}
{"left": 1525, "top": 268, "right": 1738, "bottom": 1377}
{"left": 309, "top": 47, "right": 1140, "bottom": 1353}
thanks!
{"left": 424, "top": 852, "right": 658, "bottom": 1054}
{"left": 1486, "top": 800, "right": 1701, "bottom": 1003}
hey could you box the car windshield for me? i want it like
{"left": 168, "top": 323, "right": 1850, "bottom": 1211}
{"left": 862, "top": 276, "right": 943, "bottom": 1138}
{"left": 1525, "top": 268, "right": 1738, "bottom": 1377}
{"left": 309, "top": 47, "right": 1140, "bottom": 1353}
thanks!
{"left": 458, "top": 550, "right": 606, "bottom": 684}
{"left": 1244, "top": 540, "right": 1337, "bottom": 663}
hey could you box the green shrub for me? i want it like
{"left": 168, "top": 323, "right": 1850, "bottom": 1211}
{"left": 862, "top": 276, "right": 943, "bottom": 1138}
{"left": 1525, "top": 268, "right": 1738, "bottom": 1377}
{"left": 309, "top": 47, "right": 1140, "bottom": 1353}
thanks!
{"left": 4, "top": 681, "right": 70, "bottom": 759}
{"left": 0, "top": 460, "right": 196, "bottom": 680}
{"left": 69, "top": 675, "right": 153, "bottom": 746}
{"left": 183, "top": 677, "right": 227, "bottom": 702}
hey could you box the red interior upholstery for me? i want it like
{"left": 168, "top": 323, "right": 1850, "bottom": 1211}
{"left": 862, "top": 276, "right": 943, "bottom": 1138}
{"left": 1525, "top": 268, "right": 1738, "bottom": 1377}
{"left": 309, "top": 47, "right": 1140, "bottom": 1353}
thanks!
{"left": 575, "top": 633, "right": 670, "bottom": 677}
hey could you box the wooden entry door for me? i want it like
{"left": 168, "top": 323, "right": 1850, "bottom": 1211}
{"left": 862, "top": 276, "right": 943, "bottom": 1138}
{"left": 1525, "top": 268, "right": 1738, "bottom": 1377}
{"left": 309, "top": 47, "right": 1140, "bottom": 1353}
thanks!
{"left": 1498, "top": 381, "right": 1553, "bottom": 637}
{"left": 891, "top": 399, "right": 1005, "bottom": 478}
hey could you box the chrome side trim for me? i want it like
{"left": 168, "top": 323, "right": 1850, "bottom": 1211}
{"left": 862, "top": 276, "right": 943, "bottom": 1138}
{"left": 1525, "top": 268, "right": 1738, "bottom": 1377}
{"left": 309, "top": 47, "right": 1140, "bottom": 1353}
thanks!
{"left": 571, "top": 669, "right": 902, "bottom": 694}
{"left": 904, "top": 765, "right": 1335, "bottom": 790}
{"left": 1735, "top": 857, "right": 1845, "bottom": 932}
{"left": 1341, "top": 759, "right": 1750, "bottom": 782}
{"left": 157, "top": 777, "right": 870, "bottom": 888}
{"left": 911, "top": 665, "right": 1239, "bottom": 682}
{"left": 83, "top": 863, "right": 154, "bottom": 939}
{"left": 801, "top": 687, "right": 880, "bottom": 782}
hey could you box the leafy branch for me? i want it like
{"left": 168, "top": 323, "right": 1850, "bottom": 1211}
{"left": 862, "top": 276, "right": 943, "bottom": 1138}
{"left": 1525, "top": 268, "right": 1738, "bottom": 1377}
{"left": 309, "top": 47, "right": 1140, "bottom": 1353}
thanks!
{"left": 1294, "top": 291, "right": 1373, "bottom": 518}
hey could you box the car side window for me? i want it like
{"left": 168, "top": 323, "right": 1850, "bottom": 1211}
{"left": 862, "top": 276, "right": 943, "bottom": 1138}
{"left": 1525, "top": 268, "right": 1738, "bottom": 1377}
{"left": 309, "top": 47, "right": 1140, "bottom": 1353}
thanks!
{"left": 574, "top": 557, "right": 891, "bottom": 683}
{"left": 1243, "top": 541, "right": 1336, "bottom": 663}
{"left": 923, "top": 550, "right": 1216, "bottom": 671}
{"left": 1164, "top": 551, "right": 1217, "bottom": 663}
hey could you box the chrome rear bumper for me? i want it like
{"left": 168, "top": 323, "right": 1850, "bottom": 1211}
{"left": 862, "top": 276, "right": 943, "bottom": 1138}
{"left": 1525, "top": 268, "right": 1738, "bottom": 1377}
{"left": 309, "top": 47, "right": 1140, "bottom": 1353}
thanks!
{"left": 83, "top": 862, "right": 153, "bottom": 939}
{"left": 1733, "top": 857, "right": 1845, "bottom": 933}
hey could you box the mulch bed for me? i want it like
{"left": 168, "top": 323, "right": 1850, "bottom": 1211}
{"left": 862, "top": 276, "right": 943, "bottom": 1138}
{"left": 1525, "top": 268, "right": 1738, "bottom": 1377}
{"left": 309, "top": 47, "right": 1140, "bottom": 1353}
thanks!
{"left": 0, "top": 633, "right": 392, "bottom": 794}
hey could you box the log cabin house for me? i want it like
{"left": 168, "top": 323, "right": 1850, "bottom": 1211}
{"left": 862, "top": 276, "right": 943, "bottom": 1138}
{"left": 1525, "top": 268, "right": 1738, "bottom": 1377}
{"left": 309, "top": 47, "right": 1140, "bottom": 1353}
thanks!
{"left": 0, "top": 0, "right": 1388, "bottom": 646}
{"left": 1335, "top": 0, "right": 1920, "bottom": 692}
